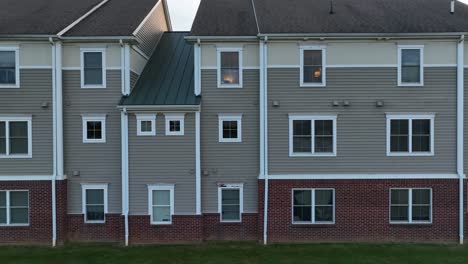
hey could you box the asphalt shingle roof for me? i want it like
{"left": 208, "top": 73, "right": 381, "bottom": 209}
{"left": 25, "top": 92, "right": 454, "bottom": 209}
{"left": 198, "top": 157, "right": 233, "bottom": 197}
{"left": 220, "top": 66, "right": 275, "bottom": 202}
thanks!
{"left": 190, "top": 0, "right": 468, "bottom": 36}
{"left": 120, "top": 32, "right": 200, "bottom": 106}
{"left": 0, "top": 0, "right": 162, "bottom": 36}
{"left": 0, "top": 0, "right": 101, "bottom": 35}
{"left": 64, "top": 0, "right": 160, "bottom": 36}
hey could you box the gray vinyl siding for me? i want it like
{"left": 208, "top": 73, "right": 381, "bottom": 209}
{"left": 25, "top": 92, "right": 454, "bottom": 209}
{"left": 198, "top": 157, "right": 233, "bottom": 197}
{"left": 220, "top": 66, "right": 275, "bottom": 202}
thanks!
{"left": 201, "top": 69, "right": 259, "bottom": 213}
{"left": 268, "top": 67, "right": 457, "bottom": 174}
{"left": 130, "top": 71, "right": 139, "bottom": 92}
{"left": 128, "top": 113, "right": 196, "bottom": 215}
{"left": 0, "top": 69, "right": 53, "bottom": 175}
{"left": 134, "top": 1, "right": 168, "bottom": 57}
{"left": 63, "top": 70, "right": 122, "bottom": 214}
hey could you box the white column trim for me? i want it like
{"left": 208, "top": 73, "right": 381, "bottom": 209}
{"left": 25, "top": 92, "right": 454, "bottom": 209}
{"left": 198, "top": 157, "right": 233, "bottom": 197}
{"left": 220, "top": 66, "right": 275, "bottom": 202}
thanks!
{"left": 457, "top": 35, "right": 464, "bottom": 245}
{"left": 195, "top": 112, "right": 201, "bottom": 214}
{"left": 121, "top": 110, "right": 129, "bottom": 246}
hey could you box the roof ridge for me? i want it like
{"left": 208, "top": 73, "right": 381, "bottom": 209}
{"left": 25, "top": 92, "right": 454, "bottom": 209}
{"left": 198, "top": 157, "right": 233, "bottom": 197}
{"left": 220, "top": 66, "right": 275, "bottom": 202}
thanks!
{"left": 250, "top": 0, "right": 261, "bottom": 34}
{"left": 56, "top": 0, "right": 110, "bottom": 36}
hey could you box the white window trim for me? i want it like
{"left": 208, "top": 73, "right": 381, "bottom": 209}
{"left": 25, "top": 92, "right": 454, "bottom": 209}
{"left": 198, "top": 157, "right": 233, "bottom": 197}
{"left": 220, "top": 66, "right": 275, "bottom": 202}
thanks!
{"left": 389, "top": 188, "right": 432, "bottom": 224}
{"left": 291, "top": 188, "right": 335, "bottom": 225}
{"left": 300, "top": 45, "right": 327, "bottom": 87}
{"left": 0, "top": 115, "right": 32, "bottom": 159}
{"left": 136, "top": 114, "right": 156, "bottom": 136}
{"left": 82, "top": 114, "right": 107, "bottom": 143}
{"left": 164, "top": 113, "right": 185, "bottom": 136}
{"left": 288, "top": 114, "right": 337, "bottom": 157}
{"left": 397, "top": 45, "right": 424, "bottom": 87}
{"left": 218, "top": 183, "right": 244, "bottom": 223}
{"left": 217, "top": 47, "right": 243, "bottom": 88}
{"left": 148, "top": 184, "right": 175, "bottom": 225}
{"left": 218, "top": 114, "right": 242, "bottom": 143}
{"left": 80, "top": 48, "right": 107, "bottom": 89}
{"left": 0, "top": 190, "right": 29, "bottom": 226}
{"left": 81, "top": 183, "right": 108, "bottom": 224}
{"left": 0, "top": 47, "right": 20, "bottom": 89}
{"left": 386, "top": 113, "right": 435, "bottom": 156}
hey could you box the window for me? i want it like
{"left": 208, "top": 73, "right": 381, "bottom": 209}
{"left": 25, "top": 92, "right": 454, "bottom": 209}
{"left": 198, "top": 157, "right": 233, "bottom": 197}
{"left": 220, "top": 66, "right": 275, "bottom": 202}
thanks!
{"left": 0, "top": 47, "right": 19, "bottom": 88}
{"left": 218, "top": 114, "right": 242, "bottom": 143}
{"left": 300, "top": 46, "right": 326, "bottom": 87}
{"left": 289, "top": 114, "right": 336, "bottom": 156}
{"left": 148, "top": 185, "right": 174, "bottom": 225}
{"left": 0, "top": 116, "right": 32, "bottom": 158}
{"left": 292, "top": 189, "right": 334, "bottom": 224}
{"left": 398, "top": 45, "right": 423, "bottom": 86}
{"left": 82, "top": 184, "right": 107, "bottom": 223}
{"left": 165, "top": 113, "right": 185, "bottom": 136}
{"left": 386, "top": 114, "right": 434, "bottom": 156}
{"left": 217, "top": 48, "right": 243, "bottom": 88}
{"left": 136, "top": 114, "right": 156, "bottom": 136}
{"left": 218, "top": 184, "right": 243, "bottom": 222}
{"left": 82, "top": 115, "right": 106, "bottom": 143}
{"left": 0, "top": 191, "right": 29, "bottom": 226}
{"left": 81, "top": 49, "right": 106, "bottom": 88}
{"left": 390, "top": 188, "right": 431, "bottom": 224}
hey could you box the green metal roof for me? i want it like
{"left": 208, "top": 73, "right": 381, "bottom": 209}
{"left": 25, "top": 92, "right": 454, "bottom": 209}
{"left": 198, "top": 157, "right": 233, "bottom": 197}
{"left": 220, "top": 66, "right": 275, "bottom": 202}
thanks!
{"left": 120, "top": 32, "right": 200, "bottom": 106}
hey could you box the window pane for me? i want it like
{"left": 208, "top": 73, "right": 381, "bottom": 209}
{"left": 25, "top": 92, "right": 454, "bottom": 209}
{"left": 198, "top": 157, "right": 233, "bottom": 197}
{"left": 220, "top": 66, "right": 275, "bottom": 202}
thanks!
{"left": 412, "top": 189, "right": 430, "bottom": 205}
{"left": 390, "top": 120, "right": 409, "bottom": 152}
{"left": 9, "top": 122, "right": 27, "bottom": 137}
{"left": 0, "top": 192, "right": 5, "bottom": 207}
{"left": 293, "top": 206, "right": 312, "bottom": 222}
{"left": 9, "top": 138, "right": 28, "bottom": 154}
{"left": 141, "top": 121, "right": 152, "bottom": 132}
{"left": 84, "top": 52, "right": 103, "bottom": 85}
{"left": 221, "top": 69, "right": 239, "bottom": 85}
{"left": 10, "top": 208, "right": 28, "bottom": 224}
{"left": 84, "top": 69, "right": 103, "bottom": 85}
{"left": 220, "top": 52, "right": 239, "bottom": 85}
{"left": 293, "top": 120, "right": 312, "bottom": 153}
{"left": 412, "top": 205, "right": 430, "bottom": 221}
{"left": 391, "top": 189, "right": 409, "bottom": 204}
{"left": 153, "top": 190, "right": 170, "bottom": 206}
{"left": 401, "top": 49, "right": 421, "bottom": 83}
{"left": 153, "top": 206, "right": 171, "bottom": 222}
{"left": 315, "top": 190, "right": 333, "bottom": 206}
{"left": 222, "top": 204, "right": 240, "bottom": 221}
{"left": 222, "top": 189, "right": 240, "bottom": 205}
{"left": 87, "top": 121, "right": 102, "bottom": 139}
{"left": 293, "top": 190, "right": 311, "bottom": 206}
{"left": 10, "top": 191, "right": 28, "bottom": 207}
{"left": 222, "top": 121, "right": 238, "bottom": 139}
{"left": 0, "top": 208, "right": 5, "bottom": 224}
{"left": 0, "top": 122, "right": 5, "bottom": 154}
{"left": 412, "top": 119, "right": 430, "bottom": 152}
{"left": 0, "top": 51, "right": 16, "bottom": 84}
{"left": 169, "top": 120, "right": 181, "bottom": 132}
{"left": 315, "top": 120, "right": 333, "bottom": 153}
{"left": 303, "top": 50, "right": 322, "bottom": 83}
{"left": 86, "top": 189, "right": 104, "bottom": 205}
{"left": 9, "top": 121, "right": 28, "bottom": 154}
{"left": 315, "top": 206, "right": 333, "bottom": 222}
{"left": 391, "top": 206, "right": 409, "bottom": 221}
{"left": 86, "top": 205, "right": 104, "bottom": 221}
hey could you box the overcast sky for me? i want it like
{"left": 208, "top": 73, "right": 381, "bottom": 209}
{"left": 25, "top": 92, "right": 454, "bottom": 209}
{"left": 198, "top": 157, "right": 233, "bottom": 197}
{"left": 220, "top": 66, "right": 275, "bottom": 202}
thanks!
{"left": 166, "top": 0, "right": 468, "bottom": 31}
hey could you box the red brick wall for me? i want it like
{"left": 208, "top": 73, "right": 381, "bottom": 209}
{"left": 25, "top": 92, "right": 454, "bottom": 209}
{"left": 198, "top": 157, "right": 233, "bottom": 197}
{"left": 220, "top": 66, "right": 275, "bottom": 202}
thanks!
{"left": 56, "top": 180, "right": 68, "bottom": 245}
{"left": 0, "top": 181, "right": 52, "bottom": 244}
{"left": 259, "top": 179, "right": 460, "bottom": 243}
{"left": 129, "top": 215, "right": 203, "bottom": 244}
{"left": 202, "top": 213, "right": 259, "bottom": 241}
{"left": 67, "top": 214, "right": 123, "bottom": 242}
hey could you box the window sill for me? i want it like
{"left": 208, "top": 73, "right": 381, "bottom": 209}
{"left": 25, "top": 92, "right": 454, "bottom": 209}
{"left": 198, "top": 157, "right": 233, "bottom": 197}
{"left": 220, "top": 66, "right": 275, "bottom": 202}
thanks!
{"left": 219, "top": 221, "right": 243, "bottom": 225}
{"left": 81, "top": 86, "right": 106, "bottom": 89}
{"left": 289, "top": 153, "right": 336, "bottom": 157}
{"left": 0, "top": 224, "right": 30, "bottom": 228}
{"left": 387, "top": 152, "right": 434, "bottom": 157}
{"left": 390, "top": 221, "right": 432, "bottom": 225}
{"left": 83, "top": 140, "right": 106, "bottom": 144}
{"left": 291, "top": 222, "right": 335, "bottom": 227}
{"left": 84, "top": 221, "right": 106, "bottom": 225}
{"left": 300, "top": 83, "right": 326, "bottom": 88}
{"left": 150, "top": 222, "right": 172, "bottom": 226}
{"left": 0, "top": 155, "right": 32, "bottom": 159}
{"left": 0, "top": 85, "right": 20, "bottom": 89}
{"left": 397, "top": 83, "right": 424, "bottom": 87}
{"left": 217, "top": 85, "right": 243, "bottom": 89}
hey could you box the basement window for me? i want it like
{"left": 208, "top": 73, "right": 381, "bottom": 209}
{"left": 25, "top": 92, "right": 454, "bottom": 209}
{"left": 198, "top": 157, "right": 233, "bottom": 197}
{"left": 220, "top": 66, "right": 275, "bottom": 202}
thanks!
{"left": 292, "top": 189, "right": 335, "bottom": 224}
{"left": 390, "top": 188, "right": 431, "bottom": 224}
{"left": 0, "top": 191, "right": 29, "bottom": 226}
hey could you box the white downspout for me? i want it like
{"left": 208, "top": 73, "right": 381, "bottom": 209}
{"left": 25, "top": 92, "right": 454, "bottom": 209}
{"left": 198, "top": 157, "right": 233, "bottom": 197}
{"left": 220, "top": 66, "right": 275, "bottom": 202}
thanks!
{"left": 457, "top": 34, "right": 464, "bottom": 245}
{"left": 50, "top": 38, "right": 57, "bottom": 247}
{"left": 121, "top": 108, "right": 129, "bottom": 246}
{"left": 194, "top": 39, "right": 201, "bottom": 96}
{"left": 261, "top": 37, "right": 269, "bottom": 245}
{"left": 56, "top": 42, "right": 63, "bottom": 180}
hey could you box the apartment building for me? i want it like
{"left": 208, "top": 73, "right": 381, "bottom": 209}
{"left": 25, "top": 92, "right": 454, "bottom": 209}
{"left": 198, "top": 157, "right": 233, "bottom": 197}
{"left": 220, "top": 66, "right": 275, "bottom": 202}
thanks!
{"left": 1, "top": 0, "right": 468, "bottom": 245}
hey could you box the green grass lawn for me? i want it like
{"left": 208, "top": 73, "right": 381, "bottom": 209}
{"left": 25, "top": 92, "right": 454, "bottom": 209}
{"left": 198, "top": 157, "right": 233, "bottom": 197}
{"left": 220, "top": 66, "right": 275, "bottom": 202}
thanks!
{"left": 1, "top": 242, "right": 468, "bottom": 264}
